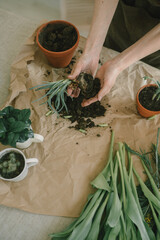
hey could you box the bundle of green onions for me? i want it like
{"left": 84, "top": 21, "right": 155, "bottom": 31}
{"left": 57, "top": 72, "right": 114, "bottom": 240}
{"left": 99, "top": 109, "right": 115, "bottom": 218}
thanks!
{"left": 49, "top": 129, "right": 160, "bottom": 240}
{"left": 30, "top": 79, "right": 72, "bottom": 114}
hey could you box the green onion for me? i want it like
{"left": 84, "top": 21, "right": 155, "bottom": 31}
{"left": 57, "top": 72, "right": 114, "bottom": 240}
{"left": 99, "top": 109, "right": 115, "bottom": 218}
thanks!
{"left": 45, "top": 110, "right": 53, "bottom": 117}
{"left": 97, "top": 123, "right": 108, "bottom": 127}
{"left": 63, "top": 115, "right": 72, "bottom": 119}
{"left": 78, "top": 129, "right": 87, "bottom": 134}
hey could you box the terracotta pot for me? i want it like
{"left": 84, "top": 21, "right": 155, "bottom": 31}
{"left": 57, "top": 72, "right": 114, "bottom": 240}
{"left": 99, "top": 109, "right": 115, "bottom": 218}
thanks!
{"left": 136, "top": 84, "right": 160, "bottom": 118}
{"left": 36, "top": 20, "right": 80, "bottom": 68}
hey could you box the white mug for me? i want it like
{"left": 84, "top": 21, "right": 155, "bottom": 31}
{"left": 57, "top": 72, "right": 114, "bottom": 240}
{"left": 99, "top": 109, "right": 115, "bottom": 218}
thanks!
{"left": 16, "top": 133, "right": 44, "bottom": 149}
{"left": 0, "top": 148, "right": 38, "bottom": 182}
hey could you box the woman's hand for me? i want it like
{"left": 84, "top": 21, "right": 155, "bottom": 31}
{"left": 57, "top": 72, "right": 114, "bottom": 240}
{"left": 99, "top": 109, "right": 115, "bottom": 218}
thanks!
{"left": 81, "top": 59, "right": 120, "bottom": 107}
{"left": 67, "top": 52, "right": 99, "bottom": 97}
{"left": 82, "top": 22, "right": 160, "bottom": 107}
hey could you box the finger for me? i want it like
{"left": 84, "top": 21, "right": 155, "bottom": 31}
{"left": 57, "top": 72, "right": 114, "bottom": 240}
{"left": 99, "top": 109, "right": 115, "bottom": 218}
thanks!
{"left": 74, "top": 88, "right": 81, "bottom": 98}
{"left": 97, "top": 86, "right": 110, "bottom": 101}
{"left": 70, "top": 92, "right": 77, "bottom": 98}
{"left": 81, "top": 95, "right": 99, "bottom": 107}
{"left": 69, "top": 87, "right": 80, "bottom": 98}
{"left": 95, "top": 70, "right": 103, "bottom": 79}
{"left": 67, "top": 87, "right": 73, "bottom": 96}
{"left": 90, "top": 64, "right": 98, "bottom": 78}
{"left": 95, "top": 72, "right": 104, "bottom": 88}
{"left": 68, "top": 64, "right": 82, "bottom": 79}
{"left": 90, "top": 68, "right": 97, "bottom": 78}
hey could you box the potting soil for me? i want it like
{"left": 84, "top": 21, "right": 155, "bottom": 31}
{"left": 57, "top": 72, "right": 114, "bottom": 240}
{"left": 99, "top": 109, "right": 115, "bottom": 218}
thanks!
{"left": 38, "top": 23, "right": 78, "bottom": 52}
{"left": 59, "top": 74, "right": 106, "bottom": 131}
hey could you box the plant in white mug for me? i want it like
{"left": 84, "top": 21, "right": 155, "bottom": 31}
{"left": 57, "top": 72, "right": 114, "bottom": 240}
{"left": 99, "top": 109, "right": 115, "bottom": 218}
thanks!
{"left": 0, "top": 148, "right": 38, "bottom": 182}
{"left": 0, "top": 151, "right": 24, "bottom": 179}
{"left": 0, "top": 106, "right": 44, "bottom": 148}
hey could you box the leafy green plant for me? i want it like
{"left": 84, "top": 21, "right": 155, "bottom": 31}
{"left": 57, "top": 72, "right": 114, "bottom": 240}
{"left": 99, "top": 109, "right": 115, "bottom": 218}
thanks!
{"left": 30, "top": 79, "right": 73, "bottom": 115}
{"left": 143, "top": 76, "right": 160, "bottom": 101}
{"left": 0, "top": 106, "right": 34, "bottom": 147}
{"left": 49, "top": 129, "right": 160, "bottom": 240}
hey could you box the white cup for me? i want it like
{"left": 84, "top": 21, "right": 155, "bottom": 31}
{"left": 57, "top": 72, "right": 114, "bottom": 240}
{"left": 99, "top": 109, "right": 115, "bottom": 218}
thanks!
{"left": 0, "top": 148, "right": 38, "bottom": 182}
{"left": 16, "top": 133, "right": 44, "bottom": 149}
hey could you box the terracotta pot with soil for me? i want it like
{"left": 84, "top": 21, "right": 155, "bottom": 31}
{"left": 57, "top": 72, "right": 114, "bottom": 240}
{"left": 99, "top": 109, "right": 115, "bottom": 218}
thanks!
{"left": 36, "top": 20, "right": 80, "bottom": 68}
{"left": 136, "top": 84, "right": 160, "bottom": 118}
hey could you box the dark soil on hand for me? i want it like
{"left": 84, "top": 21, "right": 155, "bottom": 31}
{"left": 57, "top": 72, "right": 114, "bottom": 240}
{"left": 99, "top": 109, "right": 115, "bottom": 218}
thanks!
{"left": 38, "top": 23, "right": 78, "bottom": 52}
{"left": 139, "top": 86, "right": 160, "bottom": 111}
{"left": 77, "top": 72, "right": 94, "bottom": 97}
{"left": 59, "top": 73, "right": 106, "bottom": 131}
{"left": 0, "top": 152, "right": 24, "bottom": 179}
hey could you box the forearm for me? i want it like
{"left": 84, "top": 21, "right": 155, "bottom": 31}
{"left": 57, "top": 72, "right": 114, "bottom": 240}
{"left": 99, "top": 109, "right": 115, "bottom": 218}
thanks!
{"left": 84, "top": 0, "right": 119, "bottom": 56}
{"left": 113, "top": 23, "right": 160, "bottom": 71}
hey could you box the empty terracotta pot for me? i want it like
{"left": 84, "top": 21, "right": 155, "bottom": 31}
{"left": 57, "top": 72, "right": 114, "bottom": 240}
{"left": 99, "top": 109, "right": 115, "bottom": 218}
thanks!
{"left": 136, "top": 84, "right": 160, "bottom": 118}
{"left": 36, "top": 20, "right": 80, "bottom": 68}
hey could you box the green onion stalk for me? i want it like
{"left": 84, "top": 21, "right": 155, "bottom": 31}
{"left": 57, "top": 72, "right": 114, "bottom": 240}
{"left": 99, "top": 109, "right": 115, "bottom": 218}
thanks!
{"left": 49, "top": 129, "right": 160, "bottom": 239}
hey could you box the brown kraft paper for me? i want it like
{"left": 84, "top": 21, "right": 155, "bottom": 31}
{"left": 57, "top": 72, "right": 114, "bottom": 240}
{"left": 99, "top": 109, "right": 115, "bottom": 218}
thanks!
{"left": 0, "top": 26, "right": 160, "bottom": 217}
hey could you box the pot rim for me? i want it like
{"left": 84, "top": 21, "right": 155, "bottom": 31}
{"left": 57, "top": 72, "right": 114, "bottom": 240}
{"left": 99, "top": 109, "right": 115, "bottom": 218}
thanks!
{"left": 36, "top": 20, "right": 80, "bottom": 55}
{"left": 136, "top": 83, "right": 160, "bottom": 114}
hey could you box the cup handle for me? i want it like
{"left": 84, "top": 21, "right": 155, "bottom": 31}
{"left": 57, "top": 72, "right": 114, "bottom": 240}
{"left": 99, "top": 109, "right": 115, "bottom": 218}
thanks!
{"left": 26, "top": 158, "right": 39, "bottom": 168}
{"left": 32, "top": 134, "right": 44, "bottom": 143}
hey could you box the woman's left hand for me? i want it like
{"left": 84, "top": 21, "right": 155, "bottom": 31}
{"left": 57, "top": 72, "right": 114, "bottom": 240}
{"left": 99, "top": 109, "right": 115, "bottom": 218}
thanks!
{"left": 82, "top": 59, "right": 120, "bottom": 107}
